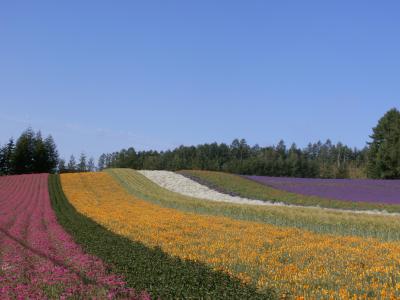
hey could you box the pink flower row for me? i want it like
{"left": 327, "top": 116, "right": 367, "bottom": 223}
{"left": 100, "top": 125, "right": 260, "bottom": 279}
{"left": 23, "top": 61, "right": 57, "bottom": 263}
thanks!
{"left": 0, "top": 174, "right": 150, "bottom": 299}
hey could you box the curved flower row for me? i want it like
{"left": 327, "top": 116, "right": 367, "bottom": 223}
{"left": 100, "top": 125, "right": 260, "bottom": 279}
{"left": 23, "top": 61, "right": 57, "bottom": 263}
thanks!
{"left": 109, "top": 168, "right": 400, "bottom": 241}
{"left": 61, "top": 172, "right": 400, "bottom": 299}
{"left": 179, "top": 170, "right": 400, "bottom": 213}
{"left": 138, "top": 170, "right": 275, "bottom": 205}
{"left": 246, "top": 175, "right": 400, "bottom": 204}
{"left": 139, "top": 170, "right": 400, "bottom": 216}
{"left": 0, "top": 174, "right": 145, "bottom": 299}
{"left": 50, "top": 174, "right": 264, "bottom": 299}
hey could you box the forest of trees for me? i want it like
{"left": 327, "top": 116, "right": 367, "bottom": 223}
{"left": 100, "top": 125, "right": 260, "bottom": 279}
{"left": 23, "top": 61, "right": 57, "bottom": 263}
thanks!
{"left": 0, "top": 128, "right": 96, "bottom": 175}
{"left": 0, "top": 128, "right": 58, "bottom": 175}
{"left": 58, "top": 153, "right": 96, "bottom": 173}
{"left": 98, "top": 139, "right": 368, "bottom": 178}
{"left": 1, "top": 108, "right": 399, "bottom": 179}
{"left": 98, "top": 108, "right": 400, "bottom": 179}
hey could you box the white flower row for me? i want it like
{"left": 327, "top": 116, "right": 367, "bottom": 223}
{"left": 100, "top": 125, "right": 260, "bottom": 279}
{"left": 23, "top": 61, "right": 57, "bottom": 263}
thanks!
{"left": 138, "top": 170, "right": 400, "bottom": 217}
{"left": 138, "top": 170, "right": 280, "bottom": 206}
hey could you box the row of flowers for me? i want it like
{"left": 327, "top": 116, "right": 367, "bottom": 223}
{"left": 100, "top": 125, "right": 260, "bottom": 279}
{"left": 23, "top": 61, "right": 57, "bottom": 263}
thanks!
{"left": 0, "top": 174, "right": 146, "bottom": 299}
{"left": 180, "top": 170, "right": 400, "bottom": 213}
{"left": 61, "top": 172, "right": 400, "bottom": 299}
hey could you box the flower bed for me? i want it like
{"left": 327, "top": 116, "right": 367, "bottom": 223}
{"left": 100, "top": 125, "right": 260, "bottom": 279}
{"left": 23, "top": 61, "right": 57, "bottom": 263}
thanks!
{"left": 61, "top": 171, "right": 400, "bottom": 299}
{"left": 0, "top": 174, "right": 142, "bottom": 299}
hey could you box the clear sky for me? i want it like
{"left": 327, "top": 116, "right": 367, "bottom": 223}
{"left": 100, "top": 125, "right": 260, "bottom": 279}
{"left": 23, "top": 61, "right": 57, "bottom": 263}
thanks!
{"left": 1, "top": 1, "right": 399, "bottom": 160}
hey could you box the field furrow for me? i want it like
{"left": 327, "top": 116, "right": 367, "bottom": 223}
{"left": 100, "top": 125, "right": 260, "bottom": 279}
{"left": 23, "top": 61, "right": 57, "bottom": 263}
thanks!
{"left": 51, "top": 174, "right": 266, "bottom": 299}
{"left": 139, "top": 170, "right": 400, "bottom": 217}
{"left": 61, "top": 171, "right": 400, "bottom": 299}
{"left": 0, "top": 174, "right": 141, "bottom": 299}
{"left": 108, "top": 169, "right": 400, "bottom": 241}
{"left": 179, "top": 170, "right": 400, "bottom": 213}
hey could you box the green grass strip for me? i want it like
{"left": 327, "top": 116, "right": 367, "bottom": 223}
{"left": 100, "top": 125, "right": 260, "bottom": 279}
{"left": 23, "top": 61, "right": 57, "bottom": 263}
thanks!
{"left": 48, "top": 174, "right": 273, "bottom": 299}
{"left": 107, "top": 168, "right": 400, "bottom": 241}
{"left": 179, "top": 170, "right": 400, "bottom": 213}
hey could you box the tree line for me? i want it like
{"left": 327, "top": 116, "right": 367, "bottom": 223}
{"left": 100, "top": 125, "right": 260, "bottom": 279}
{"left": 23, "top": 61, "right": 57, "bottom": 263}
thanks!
{"left": 98, "top": 108, "right": 400, "bottom": 179}
{"left": 0, "top": 128, "right": 58, "bottom": 175}
{"left": 98, "top": 139, "right": 368, "bottom": 178}
{"left": 1, "top": 108, "right": 399, "bottom": 178}
{"left": 0, "top": 128, "right": 96, "bottom": 175}
{"left": 58, "top": 153, "right": 96, "bottom": 173}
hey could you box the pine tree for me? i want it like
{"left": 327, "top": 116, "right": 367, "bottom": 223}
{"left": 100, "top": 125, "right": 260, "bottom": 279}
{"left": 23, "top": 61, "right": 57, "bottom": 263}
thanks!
{"left": 87, "top": 157, "right": 96, "bottom": 172}
{"left": 78, "top": 153, "right": 87, "bottom": 172}
{"left": 44, "top": 135, "right": 59, "bottom": 173}
{"left": 32, "top": 131, "right": 48, "bottom": 173}
{"left": 67, "top": 155, "right": 77, "bottom": 172}
{"left": 367, "top": 108, "right": 400, "bottom": 178}
{"left": 98, "top": 154, "right": 106, "bottom": 170}
{"left": 58, "top": 158, "right": 67, "bottom": 173}
{"left": 13, "top": 128, "right": 36, "bottom": 174}
{"left": 0, "top": 139, "right": 15, "bottom": 175}
{"left": 0, "top": 144, "right": 6, "bottom": 175}
{"left": 0, "top": 129, "right": 59, "bottom": 174}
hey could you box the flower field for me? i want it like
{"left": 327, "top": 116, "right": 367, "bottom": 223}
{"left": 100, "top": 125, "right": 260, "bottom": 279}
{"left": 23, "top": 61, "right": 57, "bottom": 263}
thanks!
{"left": 0, "top": 174, "right": 143, "bottom": 299}
{"left": 139, "top": 170, "right": 400, "bottom": 216}
{"left": 61, "top": 171, "right": 400, "bottom": 299}
{"left": 108, "top": 169, "right": 400, "bottom": 241}
{"left": 246, "top": 176, "right": 400, "bottom": 204}
{"left": 179, "top": 170, "right": 400, "bottom": 213}
{"left": 138, "top": 170, "right": 273, "bottom": 206}
{"left": 2, "top": 170, "right": 400, "bottom": 299}
{"left": 54, "top": 173, "right": 267, "bottom": 299}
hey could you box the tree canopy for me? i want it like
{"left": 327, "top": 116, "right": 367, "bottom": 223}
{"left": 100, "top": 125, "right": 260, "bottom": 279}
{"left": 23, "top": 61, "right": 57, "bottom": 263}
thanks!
{"left": 3, "top": 108, "right": 399, "bottom": 179}
{"left": 367, "top": 108, "right": 400, "bottom": 179}
{"left": 0, "top": 128, "right": 59, "bottom": 175}
{"left": 98, "top": 138, "right": 368, "bottom": 179}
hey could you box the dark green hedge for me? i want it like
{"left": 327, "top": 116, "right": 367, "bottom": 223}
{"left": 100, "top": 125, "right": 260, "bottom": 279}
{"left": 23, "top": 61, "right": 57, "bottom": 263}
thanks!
{"left": 48, "top": 175, "right": 275, "bottom": 299}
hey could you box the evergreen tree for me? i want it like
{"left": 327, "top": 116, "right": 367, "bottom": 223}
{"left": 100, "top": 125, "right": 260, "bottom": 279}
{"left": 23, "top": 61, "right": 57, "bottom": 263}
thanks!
{"left": 98, "top": 154, "right": 106, "bottom": 170}
{"left": 29, "top": 132, "right": 59, "bottom": 174}
{"left": 67, "top": 155, "right": 77, "bottom": 172}
{"left": 78, "top": 153, "right": 87, "bottom": 172}
{"left": 367, "top": 108, "right": 400, "bottom": 179}
{"left": 287, "top": 143, "right": 301, "bottom": 177}
{"left": 87, "top": 157, "right": 96, "bottom": 172}
{"left": 99, "top": 137, "right": 368, "bottom": 178}
{"left": 58, "top": 158, "right": 67, "bottom": 173}
{"left": 0, "top": 139, "right": 15, "bottom": 175}
{"left": 125, "top": 147, "right": 138, "bottom": 168}
{"left": 44, "top": 135, "right": 59, "bottom": 173}
{"left": 32, "top": 131, "right": 48, "bottom": 173}
{"left": 0, "top": 144, "right": 6, "bottom": 175}
{"left": 0, "top": 129, "right": 57, "bottom": 175}
{"left": 12, "top": 128, "right": 36, "bottom": 174}
{"left": 5, "top": 138, "right": 15, "bottom": 174}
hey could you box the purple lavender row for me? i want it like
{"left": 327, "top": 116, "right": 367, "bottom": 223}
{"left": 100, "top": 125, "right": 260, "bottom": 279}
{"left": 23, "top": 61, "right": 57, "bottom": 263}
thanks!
{"left": 246, "top": 175, "right": 400, "bottom": 204}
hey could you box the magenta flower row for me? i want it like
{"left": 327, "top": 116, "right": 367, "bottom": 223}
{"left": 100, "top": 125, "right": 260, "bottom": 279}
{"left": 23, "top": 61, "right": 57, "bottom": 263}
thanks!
{"left": 0, "top": 174, "right": 150, "bottom": 299}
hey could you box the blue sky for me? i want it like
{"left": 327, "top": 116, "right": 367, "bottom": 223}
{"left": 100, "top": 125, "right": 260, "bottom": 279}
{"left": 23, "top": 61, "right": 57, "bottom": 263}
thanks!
{"left": 1, "top": 1, "right": 399, "bottom": 160}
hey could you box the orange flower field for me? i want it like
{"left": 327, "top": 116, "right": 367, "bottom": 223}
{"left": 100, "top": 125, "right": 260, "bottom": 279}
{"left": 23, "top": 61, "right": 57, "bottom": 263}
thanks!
{"left": 61, "top": 172, "right": 400, "bottom": 299}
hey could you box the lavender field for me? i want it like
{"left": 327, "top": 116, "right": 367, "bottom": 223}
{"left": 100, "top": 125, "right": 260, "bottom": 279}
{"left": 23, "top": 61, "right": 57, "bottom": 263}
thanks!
{"left": 246, "top": 176, "right": 400, "bottom": 205}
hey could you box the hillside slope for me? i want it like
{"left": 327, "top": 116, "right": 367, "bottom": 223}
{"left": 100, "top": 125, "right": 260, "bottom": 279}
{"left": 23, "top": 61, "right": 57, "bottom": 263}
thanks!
{"left": 0, "top": 174, "right": 137, "bottom": 299}
{"left": 179, "top": 170, "right": 400, "bottom": 213}
{"left": 108, "top": 168, "right": 400, "bottom": 241}
{"left": 59, "top": 172, "right": 268, "bottom": 299}
{"left": 63, "top": 171, "right": 400, "bottom": 299}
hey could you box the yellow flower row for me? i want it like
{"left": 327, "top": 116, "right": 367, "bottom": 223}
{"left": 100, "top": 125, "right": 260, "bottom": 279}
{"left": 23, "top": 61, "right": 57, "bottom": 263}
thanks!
{"left": 61, "top": 172, "right": 400, "bottom": 299}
